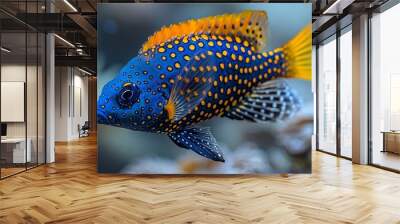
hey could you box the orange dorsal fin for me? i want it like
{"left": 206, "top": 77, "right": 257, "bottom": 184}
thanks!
{"left": 141, "top": 10, "right": 268, "bottom": 53}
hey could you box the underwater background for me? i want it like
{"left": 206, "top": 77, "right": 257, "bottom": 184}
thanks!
{"left": 97, "top": 3, "right": 312, "bottom": 174}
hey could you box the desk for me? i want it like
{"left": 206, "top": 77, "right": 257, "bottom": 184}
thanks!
{"left": 382, "top": 131, "right": 400, "bottom": 154}
{"left": 1, "top": 138, "right": 31, "bottom": 163}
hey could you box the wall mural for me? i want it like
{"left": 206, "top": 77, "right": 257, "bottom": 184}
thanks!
{"left": 97, "top": 3, "right": 312, "bottom": 174}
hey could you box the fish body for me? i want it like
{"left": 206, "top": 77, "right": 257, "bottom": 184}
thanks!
{"left": 98, "top": 10, "right": 311, "bottom": 162}
{"left": 98, "top": 34, "right": 285, "bottom": 132}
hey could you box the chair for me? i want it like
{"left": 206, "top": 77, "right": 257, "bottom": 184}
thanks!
{"left": 78, "top": 121, "right": 90, "bottom": 138}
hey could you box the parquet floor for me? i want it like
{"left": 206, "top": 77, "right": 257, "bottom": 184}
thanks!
{"left": 1, "top": 135, "right": 400, "bottom": 224}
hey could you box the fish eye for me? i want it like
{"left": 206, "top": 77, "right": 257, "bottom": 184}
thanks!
{"left": 117, "top": 83, "right": 140, "bottom": 107}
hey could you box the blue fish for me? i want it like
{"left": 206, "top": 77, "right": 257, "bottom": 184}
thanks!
{"left": 97, "top": 11, "right": 311, "bottom": 162}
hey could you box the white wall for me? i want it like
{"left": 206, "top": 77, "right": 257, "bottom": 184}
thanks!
{"left": 55, "top": 67, "right": 89, "bottom": 141}
{"left": 1, "top": 63, "right": 46, "bottom": 164}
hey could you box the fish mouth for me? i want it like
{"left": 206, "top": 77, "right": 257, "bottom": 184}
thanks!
{"left": 97, "top": 109, "right": 109, "bottom": 125}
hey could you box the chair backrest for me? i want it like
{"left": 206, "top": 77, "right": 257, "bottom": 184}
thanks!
{"left": 82, "top": 121, "right": 90, "bottom": 129}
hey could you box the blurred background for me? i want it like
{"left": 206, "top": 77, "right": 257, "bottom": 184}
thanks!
{"left": 97, "top": 3, "right": 312, "bottom": 174}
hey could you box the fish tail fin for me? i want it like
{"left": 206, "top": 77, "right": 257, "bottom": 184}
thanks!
{"left": 282, "top": 24, "right": 312, "bottom": 80}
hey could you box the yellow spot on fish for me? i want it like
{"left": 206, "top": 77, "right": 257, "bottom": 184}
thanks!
{"left": 235, "top": 36, "right": 241, "bottom": 43}
{"left": 238, "top": 55, "right": 243, "bottom": 61}
{"left": 222, "top": 50, "right": 228, "bottom": 56}
{"left": 198, "top": 42, "right": 204, "bottom": 47}
{"left": 232, "top": 100, "right": 238, "bottom": 106}
{"left": 208, "top": 41, "right": 214, "bottom": 47}
{"left": 189, "top": 44, "right": 196, "bottom": 51}
{"left": 213, "top": 80, "right": 218, "bottom": 86}
{"left": 201, "top": 34, "right": 208, "bottom": 40}
{"left": 233, "top": 45, "right": 238, "bottom": 51}
{"left": 240, "top": 47, "right": 246, "bottom": 53}
{"left": 175, "top": 62, "right": 181, "bottom": 69}
{"left": 167, "top": 66, "right": 173, "bottom": 72}
{"left": 178, "top": 46, "right": 184, "bottom": 52}
{"left": 182, "top": 37, "right": 189, "bottom": 43}
{"left": 199, "top": 66, "right": 205, "bottom": 72}
{"left": 167, "top": 44, "right": 173, "bottom": 49}
{"left": 219, "top": 63, "right": 225, "bottom": 70}
{"left": 225, "top": 43, "right": 231, "bottom": 48}
{"left": 217, "top": 41, "right": 223, "bottom": 46}
{"left": 170, "top": 52, "right": 176, "bottom": 58}
{"left": 212, "top": 66, "right": 218, "bottom": 72}
{"left": 160, "top": 74, "right": 166, "bottom": 79}
{"left": 262, "top": 52, "right": 268, "bottom": 57}
{"left": 207, "top": 51, "right": 213, "bottom": 56}
{"left": 231, "top": 54, "right": 236, "bottom": 60}
{"left": 161, "top": 83, "right": 167, "bottom": 88}
{"left": 158, "top": 47, "right": 165, "bottom": 53}
{"left": 161, "top": 56, "right": 167, "bottom": 61}
{"left": 216, "top": 52, "right": 222, "bottom": 58}
{"left": 184, "top": 55, "right": 190, "bottom": 61}
{"left": 243, "top": 40, "right": 249, "bottom": 47}
{"left": 226, "top": 36, "right": 232, "bottom": 42}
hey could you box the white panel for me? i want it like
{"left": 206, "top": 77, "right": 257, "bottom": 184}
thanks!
{"left": 1, "top": 82, "right": 25, "bottom": 122}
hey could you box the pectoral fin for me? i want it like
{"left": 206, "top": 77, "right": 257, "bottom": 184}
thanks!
{"left": 168, "top": 126, "right": 224, "bottom": 162}
{"left": 166, "top": 52, "right": 216, "bottom": 121}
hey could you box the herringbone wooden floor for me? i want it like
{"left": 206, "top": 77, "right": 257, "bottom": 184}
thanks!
{"left": 1, "top": 135, "right": 400, "bottom": 224}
